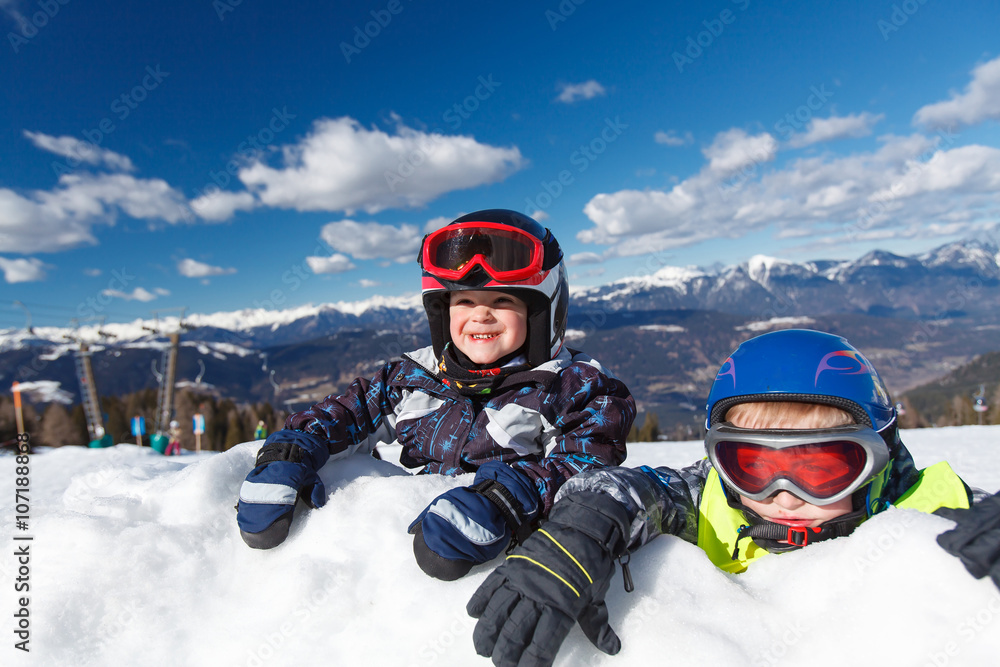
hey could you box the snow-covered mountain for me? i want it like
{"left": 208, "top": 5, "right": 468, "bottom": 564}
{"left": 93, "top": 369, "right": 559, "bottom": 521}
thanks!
{"left": 4, "top": 238, "right": 999, "bottom": 428}
{"left": 0, "top": 294, "right": 426, "bottom": 354}
{"left": 3, "top": 239, "right": 998, "bottom": 356}
{"left": 574, "top": 238, "right": 1000, "bottom": 318}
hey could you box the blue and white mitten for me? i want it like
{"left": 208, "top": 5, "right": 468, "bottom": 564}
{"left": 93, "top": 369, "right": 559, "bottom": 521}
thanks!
{"left": 409, "top": 462, "right": 541, "bottom": 580}
{"left": 237, "top": 432, "right": 330, "bottom": 549}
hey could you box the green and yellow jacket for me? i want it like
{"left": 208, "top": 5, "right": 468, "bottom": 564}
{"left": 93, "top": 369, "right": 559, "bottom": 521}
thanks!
{"left": 554, "top": 439, "right": 978, "bottom": 573}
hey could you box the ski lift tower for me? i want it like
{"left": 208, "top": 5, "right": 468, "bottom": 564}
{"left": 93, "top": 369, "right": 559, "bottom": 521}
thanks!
{"left": 145, "top": 308, "right": 193, "bottom": 451}
{"left": 65, "top": 319, "right": 114, "bottom": 448}
{"left": 972, "top": 384, "right": 989, "bottom": 426}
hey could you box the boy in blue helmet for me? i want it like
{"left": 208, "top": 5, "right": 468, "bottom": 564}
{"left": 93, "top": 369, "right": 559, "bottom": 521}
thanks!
{"left": 235, "top": 210, "right": 635, "bottom": 580}
{"left": 468, "top": 329, "right": 999, "bottom": 667}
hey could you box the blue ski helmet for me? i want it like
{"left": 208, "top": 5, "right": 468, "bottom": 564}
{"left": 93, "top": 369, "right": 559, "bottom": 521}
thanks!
{"left": 706, "top": 329, "right": 896, "bottom": 433}
{"left": 418, "top": 209, "right": 568, "bottom": 367}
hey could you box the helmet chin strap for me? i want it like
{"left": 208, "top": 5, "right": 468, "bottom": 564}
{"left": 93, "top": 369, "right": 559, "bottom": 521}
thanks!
{"left": 726, "top": 493, "right": 868, "bottom": 560}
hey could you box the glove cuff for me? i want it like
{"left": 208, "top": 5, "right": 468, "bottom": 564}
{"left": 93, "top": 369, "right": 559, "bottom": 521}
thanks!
{"left": 259, "top": 430, "right": 330, "bottom": 471}
{"left": 549, "top": 492, "right": 631, "bottom": 558}
{"left": 471, "top": 478, "right": 533, "bottom": 545}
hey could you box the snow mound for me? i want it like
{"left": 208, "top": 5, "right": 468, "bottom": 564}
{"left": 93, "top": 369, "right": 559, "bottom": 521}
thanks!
{"left": 2, "top": 426, "right": 999, "bottom": 666}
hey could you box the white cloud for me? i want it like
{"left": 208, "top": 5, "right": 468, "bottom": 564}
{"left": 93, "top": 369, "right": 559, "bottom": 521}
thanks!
{"left": 556, "top": 80, "right": 607, "bottom": 104}
{"left": 318, "top": 219, "right": 423, "bottom": 263}
{"left": 530, "top": 210, "right": 550, "bottom": 222}
{"left": 0, "top": 173, "right": 191, "bottom": 253}
{"left": 0, "top": 256, "right": 48, "bottom": 283}
{"left": 702, "top": 129, "right": 778, "bottom": 173}
{"left": 23, "top": 131, "right": 135, "bottom": 171}
{"left": 423, "top": 215, "right": 453, "bottom": 233}
{"left": 305, "top": 254, "right": 356, "bottom": 274}
{"left": 358, "top": 279, "right": 381, "bottom": 288}
{"left": 577, "top": 129, "right": 1000, "bottom": 258}
{"left": 567, "top": 251, "right": 604, "bottom": 266}
{"left": 101, "top": 287, "right": 167, "bottom": 302}
{"left": 914, "top": 55, "right": 1000, "bottom": 129}
{"left": 238, "top": 117, "right": 525, "bottom": 214}
{"left": 177, "top": 258, "right": 237, "bottom": 278}
{"left": 787, "top": 113, "right": 884, "bottom": 148}
{"left": 83, "top": 268, "right": 102, "bottom": 277}
{"left": 654, "top": 130, "right": 694, "bottom": 147}
{"left": 189, "top": 189, "right": 256, "bottom": 221}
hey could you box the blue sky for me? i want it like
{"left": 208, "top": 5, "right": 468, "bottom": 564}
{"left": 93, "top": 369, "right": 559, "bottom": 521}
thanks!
{"left": 2, "top": 0, "right": 1000, "bottom": 328}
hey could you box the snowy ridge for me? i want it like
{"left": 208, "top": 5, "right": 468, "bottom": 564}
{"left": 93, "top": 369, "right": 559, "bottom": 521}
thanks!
{"left": 3, "top": 238, "right": 1000, "bottom": 354}
{"left": 0, "top": 293, "right": 424, "bottom": 351}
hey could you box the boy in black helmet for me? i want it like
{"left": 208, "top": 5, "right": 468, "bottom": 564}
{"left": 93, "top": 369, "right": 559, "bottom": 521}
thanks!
{"left": 235, "top": 210, "right": 635, "bottom": 580}
{"left": 468, "top": 329, "right": 996, "bottom": 666}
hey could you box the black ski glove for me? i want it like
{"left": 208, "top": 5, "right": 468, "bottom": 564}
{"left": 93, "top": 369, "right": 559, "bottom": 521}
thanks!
{"left": 936, "top": 491, "right": 1000, "bottom": 589}
{"left": 467, "top": 491, "right": 631, "bottom": 667}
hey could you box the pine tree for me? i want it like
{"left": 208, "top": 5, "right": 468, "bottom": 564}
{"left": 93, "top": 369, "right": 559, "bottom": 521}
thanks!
{"left": 103, "top": 396, "right": 129, "bottom": 444}
{"left": 948, "top": 395, "right": 975, "bottom": 426}
{"left": 224, "top": 407, "right": 249, "bottom": 450}
{"left": 39, "top": 403, "right": 79, "bottom": 447}
{"left": 638, "top": 412, "right": 660, "bottom": 443}
{"left": 70, "top": 404, "right": 90, "bottom": 443}
{"left": 173, "top": 390, "right": 199, "bottom": 451}
{"left": 626, "top": 423, "right": 639, "bottom": 443}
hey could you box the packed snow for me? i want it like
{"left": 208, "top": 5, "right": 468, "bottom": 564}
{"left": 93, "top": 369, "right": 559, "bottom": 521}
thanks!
{"left": 2, "top": 426, "right": 999, "bottom": 666}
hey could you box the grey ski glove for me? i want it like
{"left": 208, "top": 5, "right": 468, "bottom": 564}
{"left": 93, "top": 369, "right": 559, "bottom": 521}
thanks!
{"left": 467, "top": 491, "right": 632, "bottom": 667}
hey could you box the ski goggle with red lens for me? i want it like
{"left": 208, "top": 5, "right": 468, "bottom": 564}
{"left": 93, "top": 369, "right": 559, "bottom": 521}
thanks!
{"left": 420, "top": 222, "right": 546, "bottom": 282}
{"left": 706, "top": 423, "right": 891, "bottom": 506}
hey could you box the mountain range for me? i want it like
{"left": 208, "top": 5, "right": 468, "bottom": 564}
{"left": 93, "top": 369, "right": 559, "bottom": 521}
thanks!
{"left": 4, "top": 238, "right": 999, "bottom": 434}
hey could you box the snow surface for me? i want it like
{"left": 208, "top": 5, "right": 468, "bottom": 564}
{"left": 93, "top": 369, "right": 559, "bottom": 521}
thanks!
{"left": 2, "top": 426, "right": 999, "bottom": 666}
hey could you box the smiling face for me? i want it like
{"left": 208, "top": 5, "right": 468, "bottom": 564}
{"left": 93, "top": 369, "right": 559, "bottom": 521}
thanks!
{"left": 448, "top": 290, "right": 528, "bottom": 365}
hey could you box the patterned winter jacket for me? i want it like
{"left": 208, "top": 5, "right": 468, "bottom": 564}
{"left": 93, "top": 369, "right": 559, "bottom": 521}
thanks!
{"left": 268, "top": 345, "right": 635, "bottom": 513}
{"left": 554, "top": 439, "right": 983, "bottom": 555}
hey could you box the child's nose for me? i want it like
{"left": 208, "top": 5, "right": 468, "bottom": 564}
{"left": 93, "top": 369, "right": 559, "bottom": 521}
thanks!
{"left": 771, "top": 491, "right": 806, "bottom": 510}
{"left": 471, "top": 306, "right": 495, "bottom": 321}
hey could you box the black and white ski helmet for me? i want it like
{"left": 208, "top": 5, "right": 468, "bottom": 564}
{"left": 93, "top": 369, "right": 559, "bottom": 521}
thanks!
{"left": 418, "top": 209, "right": 568, "bottom": 367}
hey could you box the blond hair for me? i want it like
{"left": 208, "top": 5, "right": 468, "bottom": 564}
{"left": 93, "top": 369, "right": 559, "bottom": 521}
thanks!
{"left": 725, "top": 401, "right": 854, "bottom": 430}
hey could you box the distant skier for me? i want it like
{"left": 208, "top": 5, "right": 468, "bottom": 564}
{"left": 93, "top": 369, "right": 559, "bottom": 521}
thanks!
{"left": 165, "top": 420, "right": 182, "bottom": 456}
{"left": 468, "top": 329, "right": 992, "bottom": 666}
{"left": 253, "top": 420, "right": 267, "bottom": 441}
{"left": 235, "top": 210, "right": 635, "bottom": 580}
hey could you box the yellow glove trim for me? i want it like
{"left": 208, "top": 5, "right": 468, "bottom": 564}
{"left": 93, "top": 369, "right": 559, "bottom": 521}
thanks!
{"left": 506, "top": 555, "right": 581, "bottom": 598}
{"left": 538, "top": 528, "right": 594, "bottom": 584}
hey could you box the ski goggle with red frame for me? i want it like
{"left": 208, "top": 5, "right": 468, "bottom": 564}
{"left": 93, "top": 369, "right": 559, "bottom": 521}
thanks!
{"left": 706, "top": 423, "right": 891, "bottom": 506}
{"left": 420, "top": 222, "right": 546, "bottom": 282}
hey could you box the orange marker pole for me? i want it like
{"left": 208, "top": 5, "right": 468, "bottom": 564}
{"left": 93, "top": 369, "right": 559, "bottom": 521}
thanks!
{"left": 12, "top": 381, "right": 25, "bottom": 436}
